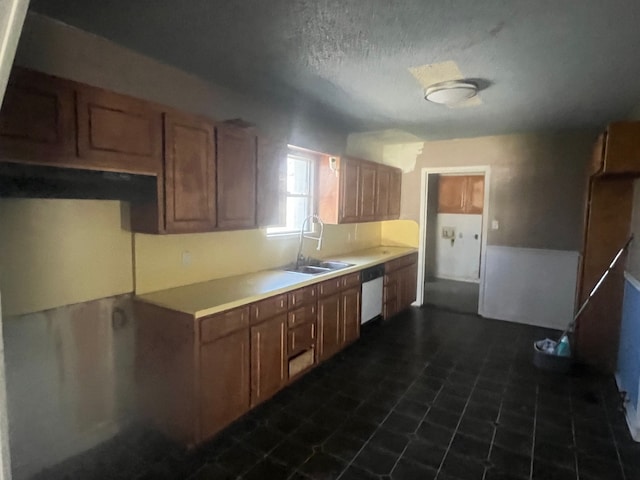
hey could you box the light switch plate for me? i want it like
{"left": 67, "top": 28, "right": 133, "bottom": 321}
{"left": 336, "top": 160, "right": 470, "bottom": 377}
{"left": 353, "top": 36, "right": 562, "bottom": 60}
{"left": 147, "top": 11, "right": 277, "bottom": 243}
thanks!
{"left": 491, "top": 220, "right": 499, "bottom": 230}
{"left": 181, "top": 251, "right": 192, "bottom": 266}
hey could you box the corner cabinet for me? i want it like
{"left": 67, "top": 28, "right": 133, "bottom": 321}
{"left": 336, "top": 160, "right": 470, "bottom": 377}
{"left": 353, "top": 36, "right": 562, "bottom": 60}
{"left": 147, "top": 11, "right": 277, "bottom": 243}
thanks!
{"left": 318, "top": 155, "right": 402, "bottom": 224}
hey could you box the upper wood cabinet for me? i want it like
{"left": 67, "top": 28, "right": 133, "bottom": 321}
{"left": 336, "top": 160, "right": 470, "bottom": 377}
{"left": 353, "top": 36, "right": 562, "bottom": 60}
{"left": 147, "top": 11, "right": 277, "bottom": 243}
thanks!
{"left": 0, "top": 68, "right": 76, "bottom": 164}
{"left": 318, "top": 155, "right": 402, "bottom": 224}
{"left": 375, "top": 167, "right": 391, "bottom": 219}
{"left": 592, "top": 122, "right": 640, "bottom": 175}
{"left": 216, "top": 124, "right": 257, "bottom": 230}
{"left": 76, "top": 85, "right": 163, "bottom": 175}
{"left": 164, "top": 112, "right": 217, "bottom": 233}
{"left": 358, "top": 162, "right": 377, "bottom": 221}
{"left": 437, "top": 175, "right": 484, "bottom": 214}
{"left": 388, "top": 169, "right": 402, "bottom": 218}
{"left": 257, "top": 136, "right": 287, "bottom": 227}
{"left": 339, "top": 158, "right": 360, "bottom": 223}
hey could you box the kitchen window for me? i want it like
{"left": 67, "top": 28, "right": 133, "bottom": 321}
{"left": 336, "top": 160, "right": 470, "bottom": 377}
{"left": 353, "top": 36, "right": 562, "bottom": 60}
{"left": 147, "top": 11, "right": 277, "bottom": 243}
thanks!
{"left": 267, "top": 152, "right": 316, "bottom": 235}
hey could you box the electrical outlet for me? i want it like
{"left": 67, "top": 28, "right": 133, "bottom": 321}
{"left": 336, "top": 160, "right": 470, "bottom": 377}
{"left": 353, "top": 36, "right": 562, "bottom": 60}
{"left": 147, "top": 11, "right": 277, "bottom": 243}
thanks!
{"left": 181, "top": 251, "right": 192, "bottom": 266}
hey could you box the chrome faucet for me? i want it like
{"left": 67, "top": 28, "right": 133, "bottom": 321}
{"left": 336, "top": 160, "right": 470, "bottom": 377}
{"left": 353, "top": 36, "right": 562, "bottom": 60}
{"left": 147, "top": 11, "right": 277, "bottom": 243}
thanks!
{"left": 296, "top": 214, "right": 324, "bottom": 268}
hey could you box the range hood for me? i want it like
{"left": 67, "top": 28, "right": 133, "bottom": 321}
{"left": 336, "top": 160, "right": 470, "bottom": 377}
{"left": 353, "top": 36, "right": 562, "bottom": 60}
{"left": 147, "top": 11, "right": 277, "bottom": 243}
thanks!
{"left": 0, "top": 162, "right": 157, "bottom": 202}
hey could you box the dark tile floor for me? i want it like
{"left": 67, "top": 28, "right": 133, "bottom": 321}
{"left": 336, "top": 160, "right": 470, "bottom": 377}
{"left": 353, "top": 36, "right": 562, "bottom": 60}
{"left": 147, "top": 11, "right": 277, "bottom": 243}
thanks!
{"left": 424, "top": 278, "right": 479, "bottom": 314}
{"left": 34, "top": 307, "right": 640, "bottom": 480}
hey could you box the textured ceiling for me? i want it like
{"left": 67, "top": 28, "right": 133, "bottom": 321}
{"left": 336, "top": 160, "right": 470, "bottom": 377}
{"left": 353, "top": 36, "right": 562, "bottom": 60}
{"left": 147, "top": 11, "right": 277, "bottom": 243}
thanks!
{"left": 29, "top": 0, "right": 640, "bottom": 140}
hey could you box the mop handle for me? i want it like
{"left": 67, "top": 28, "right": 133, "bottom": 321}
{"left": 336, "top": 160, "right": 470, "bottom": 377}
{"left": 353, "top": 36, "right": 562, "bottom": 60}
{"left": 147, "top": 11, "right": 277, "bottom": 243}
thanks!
{"left": 571, "top": 235, "right": 634, "bottom": 327}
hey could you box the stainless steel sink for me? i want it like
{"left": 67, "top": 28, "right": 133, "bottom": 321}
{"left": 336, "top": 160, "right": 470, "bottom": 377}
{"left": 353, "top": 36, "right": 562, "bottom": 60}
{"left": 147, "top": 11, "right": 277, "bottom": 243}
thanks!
{"left": 283, "top": 260, "right": 354, "bottom": 276}
{"left": 316, "top": 260, "right": 353, "bottom": 270}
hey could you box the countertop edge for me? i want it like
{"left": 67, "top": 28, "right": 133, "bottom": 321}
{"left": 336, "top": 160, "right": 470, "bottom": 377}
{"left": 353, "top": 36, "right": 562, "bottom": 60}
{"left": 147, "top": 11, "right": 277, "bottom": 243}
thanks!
{"left": 135, "top": 247, "right": 418, "bottom": 319}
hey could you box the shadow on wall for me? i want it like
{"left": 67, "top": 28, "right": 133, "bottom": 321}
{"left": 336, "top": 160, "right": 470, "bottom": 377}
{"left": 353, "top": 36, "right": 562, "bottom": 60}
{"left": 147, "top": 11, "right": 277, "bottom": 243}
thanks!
{"left": 3, "top": 294, "right": 136, "bottom": 480}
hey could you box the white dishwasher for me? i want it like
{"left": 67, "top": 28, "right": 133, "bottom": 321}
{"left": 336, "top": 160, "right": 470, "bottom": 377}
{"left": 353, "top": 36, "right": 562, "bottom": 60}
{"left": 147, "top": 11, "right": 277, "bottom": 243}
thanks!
{"left": 361, "top": 264, "right": 385, "bottom": 324}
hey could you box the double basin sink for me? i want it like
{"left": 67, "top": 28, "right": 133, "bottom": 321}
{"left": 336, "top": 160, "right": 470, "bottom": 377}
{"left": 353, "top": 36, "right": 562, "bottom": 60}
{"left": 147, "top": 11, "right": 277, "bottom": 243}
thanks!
{"left": 284, "top": 260, "right": 354, "bottom": 276}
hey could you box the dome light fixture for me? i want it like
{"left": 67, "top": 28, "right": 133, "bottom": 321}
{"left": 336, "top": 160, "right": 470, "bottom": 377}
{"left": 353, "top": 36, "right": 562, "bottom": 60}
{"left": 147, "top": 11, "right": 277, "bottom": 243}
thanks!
{"left": 424, "top": 80, "right": 479, "bottom": 106}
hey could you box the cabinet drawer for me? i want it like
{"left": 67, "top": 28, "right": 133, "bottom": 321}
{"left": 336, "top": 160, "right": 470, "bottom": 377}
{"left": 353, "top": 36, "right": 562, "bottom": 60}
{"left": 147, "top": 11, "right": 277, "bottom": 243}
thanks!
{"left": 288, "top": 304, "right": 316, "bottom": 328}
{"left": 251, "top": 294, "right": 287, "bottom": 324}
{"left": 200, "top": 306, "right": 250, "bottom": 343}
{"left": 288, "top": 285, "right": 317, "bottom": 308}
{"left": 385, "top": 253, "right": 418, "bottom": 273}
{"left": 288, "top": 322, "right": 316, "bottom": 357}
{"left": 341, "top": 272, "right": 361, "bottom": 289}
{"left": 318, "top": 277, "right": 343, "bottom": 297}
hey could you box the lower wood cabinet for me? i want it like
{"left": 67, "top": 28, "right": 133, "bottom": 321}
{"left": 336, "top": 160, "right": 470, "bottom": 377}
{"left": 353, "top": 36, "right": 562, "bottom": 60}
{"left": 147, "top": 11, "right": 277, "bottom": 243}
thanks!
{"left": 134, "top": 260, "right": 421, "bottom": 447}
{"left": 317, "top": 273, "right": 362, "bottom": 362}
{"left": 200, "top": 327, "right": 250, "bottom": 440}
{"left": 318, "top": 293, "right": 342, "bottom": 362}
{"left": 343, "top": 287, "right": 361, "bottom": 345}
{"left": 384, "top": 253, "right": 419, "bottom": 319}
{"left": 250, "top": 314, "right": 287, "bottom": 407}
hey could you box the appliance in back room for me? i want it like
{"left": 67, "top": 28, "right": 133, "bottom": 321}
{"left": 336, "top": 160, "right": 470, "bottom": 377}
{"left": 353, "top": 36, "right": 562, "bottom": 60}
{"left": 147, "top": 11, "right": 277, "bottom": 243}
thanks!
{"left": 361, "top": 264, "right": 384, "bottom": 324}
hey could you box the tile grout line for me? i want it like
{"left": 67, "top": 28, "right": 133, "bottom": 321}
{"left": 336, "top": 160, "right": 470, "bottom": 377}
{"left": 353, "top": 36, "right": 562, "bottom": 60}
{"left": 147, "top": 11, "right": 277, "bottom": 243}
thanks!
{"left": 387, "top": 370, "right": 450, "bottom": 476}
{"left": 568, "top": 387, "right": 580, "bottom": 480}
{"left": 433, "top": 347, "right": 493, "bottom": 480}
{"left": 529, "top": 384, "right": 539, "bottom": 480}
{"left": 599, "top": 390, "right": 627, "bottom": 480}
{"left": 333, "top": 359, "right": 438, "bottom": 480}
{"left": 480, "top": 346, "right": 515, "bottom": 480}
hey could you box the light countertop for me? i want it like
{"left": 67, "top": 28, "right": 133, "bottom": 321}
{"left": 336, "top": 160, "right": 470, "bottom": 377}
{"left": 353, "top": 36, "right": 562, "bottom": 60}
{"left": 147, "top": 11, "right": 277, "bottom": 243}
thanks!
{"left": 135, "top": 246, "right": 417, "bottom": 318}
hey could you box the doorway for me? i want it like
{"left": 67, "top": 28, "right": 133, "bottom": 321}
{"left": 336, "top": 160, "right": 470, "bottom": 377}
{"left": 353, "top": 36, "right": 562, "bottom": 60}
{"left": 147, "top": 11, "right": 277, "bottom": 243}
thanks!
{"left": 416, "top": 166, "right": 491, "bottom": 316}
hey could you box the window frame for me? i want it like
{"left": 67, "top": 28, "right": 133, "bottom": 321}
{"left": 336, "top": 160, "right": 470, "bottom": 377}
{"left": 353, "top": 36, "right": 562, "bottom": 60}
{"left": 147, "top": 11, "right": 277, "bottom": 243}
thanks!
{"left": 266, "top": 148, "right": 318, "bottom": 237}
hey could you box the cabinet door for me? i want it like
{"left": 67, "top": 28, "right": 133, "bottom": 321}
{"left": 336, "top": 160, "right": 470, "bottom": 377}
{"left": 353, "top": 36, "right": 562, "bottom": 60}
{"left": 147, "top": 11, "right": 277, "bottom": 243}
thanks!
{"left": 200, "top": 328, "right": 250, "bottom": 441}
{"left": 0, "top": 68, "right": 76, "bottom": 164}
{"left": 216, "top": 125, "right": 257, "bottom": 229}
{"left": 251, "top": 314, "right": 287, "bottom": 406}
{"left": 375, "top": 167, "right": 391, "bottom": 219}
{"left": 339, "top": 159, "right": 360, "bottom": 223}
{"left": 464, "top": 175, "right": 485, "bottom": 214}
{"left": 400, "top": 263, "right": 418, "bottom": 309}
{"left": 257, "top": 136, "right": 287, "bottom": 227}
{"left": 342, "top": 287, "right": 361, "bottom": 345}
{"left": 358, "top": 162, "right": 377, "bottom": 221}
{"left": 164, "top": 112, "right": 216, "bottom": 233}
{"left": 384, "top": 273, "right": 399, "bottom": 319}
{"left": 77, "top": 85, "right": 163, "bottom": 174}
{"left": 438, "top": 175, "right": 466, "bottom": 214}
{"left": 388, "top": 169, "right": 402, "bottom": 218}
{"left": 317, "top": 294, "right": 342, "bottom": 361}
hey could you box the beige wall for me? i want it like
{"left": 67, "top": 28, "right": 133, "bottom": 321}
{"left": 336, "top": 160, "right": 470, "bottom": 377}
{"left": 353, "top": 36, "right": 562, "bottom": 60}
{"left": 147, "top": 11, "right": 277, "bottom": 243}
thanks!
{"left": 0, "top": 199, "right": 133, "bottom": 316}
{"left": 0, "top": 13, "right": 362, "bottom": 313}
{"left": 396, "top": 131, "right": 597, "bottom": 251}
{"left": 135, "top": 223, "right": 381, "bottom": 294}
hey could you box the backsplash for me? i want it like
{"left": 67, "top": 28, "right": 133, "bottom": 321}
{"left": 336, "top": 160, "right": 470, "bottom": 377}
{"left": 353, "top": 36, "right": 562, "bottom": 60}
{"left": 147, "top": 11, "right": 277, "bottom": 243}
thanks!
{"left": 134, "top": 222, "right": 382, "bottom": 294}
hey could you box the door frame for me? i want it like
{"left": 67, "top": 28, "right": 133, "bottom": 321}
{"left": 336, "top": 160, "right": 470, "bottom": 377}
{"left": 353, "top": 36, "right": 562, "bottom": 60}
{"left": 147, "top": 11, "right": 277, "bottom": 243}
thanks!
{"left": 416, "top": 165, "right": 491, "bottom": 316}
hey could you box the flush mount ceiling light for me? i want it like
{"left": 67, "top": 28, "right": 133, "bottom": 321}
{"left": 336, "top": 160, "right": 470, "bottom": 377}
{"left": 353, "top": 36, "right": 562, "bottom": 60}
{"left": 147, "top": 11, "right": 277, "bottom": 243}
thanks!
{"left": 424, "top": 80, "right": 478, "bottom": 106}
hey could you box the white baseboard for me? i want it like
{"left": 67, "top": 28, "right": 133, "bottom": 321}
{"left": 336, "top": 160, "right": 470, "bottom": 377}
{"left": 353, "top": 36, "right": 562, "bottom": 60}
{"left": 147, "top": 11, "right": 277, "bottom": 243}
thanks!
{"left": 481, "top": 246, "right": 579, "bottom": 330}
